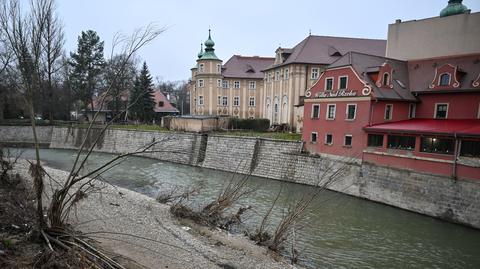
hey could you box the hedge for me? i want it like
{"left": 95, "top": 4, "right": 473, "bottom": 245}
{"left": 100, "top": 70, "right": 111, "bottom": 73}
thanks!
{"left": 228, "top": 118, "right": 270, "bottom": 132}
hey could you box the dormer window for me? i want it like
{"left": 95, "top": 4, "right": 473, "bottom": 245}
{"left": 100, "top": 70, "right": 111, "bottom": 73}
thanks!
{"left": 382, "top": 73, "right": 390, "bottom": 86}
{"left": 158, "top": 101, "right": 164, "bottom": 107}
{"left": 439, "top": 73, "right": 451, "bottom": 86}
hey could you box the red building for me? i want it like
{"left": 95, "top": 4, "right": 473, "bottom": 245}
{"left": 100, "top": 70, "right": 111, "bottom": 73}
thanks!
{"left": 302, "top": 52, "right": 480, "bottom": 181}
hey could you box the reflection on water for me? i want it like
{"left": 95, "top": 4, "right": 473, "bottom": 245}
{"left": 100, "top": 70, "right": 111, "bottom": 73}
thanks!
{"left": 13, "top": 148, "right": 480, "bottom": 269}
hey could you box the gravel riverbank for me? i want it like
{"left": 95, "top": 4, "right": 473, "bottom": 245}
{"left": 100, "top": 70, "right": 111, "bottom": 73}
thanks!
{"left": 14, "top": 161, "right": 298, "bottom": 269}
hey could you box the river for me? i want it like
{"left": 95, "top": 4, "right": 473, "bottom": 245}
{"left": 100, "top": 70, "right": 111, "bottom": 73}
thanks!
{"left": 12, "top": 148, "right": 480, "bottom": 268}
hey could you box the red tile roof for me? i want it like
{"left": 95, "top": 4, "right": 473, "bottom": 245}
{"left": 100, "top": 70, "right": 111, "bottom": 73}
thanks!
{"left": 152, "top": 90, "right": 179, "bottom": 113}
{"left": 364, "top": 119, "right": 480, "bottom": 137}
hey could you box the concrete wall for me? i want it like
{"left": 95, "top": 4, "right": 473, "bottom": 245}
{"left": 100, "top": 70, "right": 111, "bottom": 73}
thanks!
{"left": 0, "top": 126, "right": 53, "bottom": 146}
{"left": 386, "top": 12, "right": 480, "bottom": 60}
{"left": 0, "top": 125, "right": 479, "bottom": 228}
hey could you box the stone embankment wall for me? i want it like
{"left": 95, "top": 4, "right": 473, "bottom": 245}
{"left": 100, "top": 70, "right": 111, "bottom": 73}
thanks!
{"left": 0, "top": 125, "right": 478, "bottom": 229}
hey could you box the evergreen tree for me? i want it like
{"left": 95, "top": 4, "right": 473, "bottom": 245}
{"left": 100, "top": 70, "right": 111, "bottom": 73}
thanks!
{"left": 129, "top": 62, "right": 156, "bottom": 123}
{"left": 69, "top": 30, "right": 105, "bottom": 113}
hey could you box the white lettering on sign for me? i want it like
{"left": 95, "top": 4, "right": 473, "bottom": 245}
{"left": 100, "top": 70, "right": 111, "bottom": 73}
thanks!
{"left": 315, "top": 89, "right": 357, "bottom": 98}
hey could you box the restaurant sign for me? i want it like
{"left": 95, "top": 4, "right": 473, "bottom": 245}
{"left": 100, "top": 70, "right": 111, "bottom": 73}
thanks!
{"left": 315, "top": 89, "right": 357, "bottom": 98}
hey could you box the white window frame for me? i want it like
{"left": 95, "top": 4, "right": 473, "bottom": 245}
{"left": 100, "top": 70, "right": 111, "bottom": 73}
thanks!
{"left": 438, "top": 73, "right": 451, "bottom": 86}
{"left": 384, "top": 104, "right": 393, "bottom": 120}
{"left": 338, "top": 76, "right": 348, "bottom": 90}
{"left": 311, "top": 104, "right": 320, "bottom": 119}
{"left": 325, "top": 77, "right": 334, "bottom": 91}
{"left": 326, "top": 104, "right": 336, "bottom": 120}
{"left": 284, "top": 68, "right": 289, "bottom": 80}
{"left": 216, "top": 64, "right": 221, "bottom": 73}
{"left": 249, "top": 81, "right": 256, "bottom": 90}
{"left": 234, "top": 81, "right": 240, "bottom": 88}
{"left": 217, "top": 96, "right": 221, "bottom": 106}
{"left": 217, "top": 79, "right": 222, "bottom": 88}
{"left": 249, "top": 96, "right": 255, "bottom": 107}
{"left": 409, "top": 103, "right": 416, "bottom": 119}
{"left": 434, "top": 103, "right": 449, "bottom": 119}
{"left": 325, "top": 133, "right": 333, "bottom": 145}
{"left": 382, "top": 72, "right": 390, "bottom": 86}
{"left": 233, "top": 96, "right": 240, "bottom": 107}
{"left": 344, "top": 134, "right": 353, "bottom": 147}
{"left": 311, "top": 132, "right": 318, "bottom": 143}
{"left": 198, "top": 95, "right": 204, "bottom": 105}
{"left": 222, "top": 80, "right": 229, "bottom": 89}
{"left": 221, "top": 96, "right": 228, "bottom": 106}
{"left": 311, "top": 68, "right": 319, "bottom": 79}
{"left": 345, "top": 104, "right": 357, "bottom": 120}
{"left": 199, "top": 63, "right": 204, "bottom": 73}
{"left": 197, "top": 79, "right": 204, "bottom": 88}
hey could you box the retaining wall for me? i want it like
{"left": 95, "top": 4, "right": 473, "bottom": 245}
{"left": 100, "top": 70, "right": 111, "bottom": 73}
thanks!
{"left": 0, "top": 125, "right": 478, "bottom": 228}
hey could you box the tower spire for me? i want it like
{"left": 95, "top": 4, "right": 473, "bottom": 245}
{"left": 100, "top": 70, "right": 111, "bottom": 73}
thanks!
{"left": 200, "top": 29, "right": 219, "bottom": 60}
{"left": 197, "top": 43, "right": 204, "bottom": 58}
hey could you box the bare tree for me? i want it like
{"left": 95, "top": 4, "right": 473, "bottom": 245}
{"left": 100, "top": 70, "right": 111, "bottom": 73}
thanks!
{"left": 0, "top": 0, "right": 61, "bottom": 230}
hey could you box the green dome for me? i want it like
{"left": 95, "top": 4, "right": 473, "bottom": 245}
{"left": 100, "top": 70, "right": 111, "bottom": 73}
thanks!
{"left": 440, "top": 0, "right": 469, "bottom": 17}
{"left": 204, "top": 29, "right": 215, "bottom": 47}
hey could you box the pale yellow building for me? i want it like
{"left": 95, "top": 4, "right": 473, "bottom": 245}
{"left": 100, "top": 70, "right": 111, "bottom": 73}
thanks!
{"left": 189, "top": 31, "right": 274, "bottom": 119}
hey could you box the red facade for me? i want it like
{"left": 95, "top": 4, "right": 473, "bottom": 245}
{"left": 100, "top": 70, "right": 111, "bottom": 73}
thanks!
{"left": 303, "top": 52, "right": 480, "bottom": 181}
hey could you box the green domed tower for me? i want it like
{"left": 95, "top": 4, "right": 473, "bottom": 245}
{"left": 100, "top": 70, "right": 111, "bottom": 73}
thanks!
{"left": 440, "top": 0, "right": 469, "bottom": 17}
{"left": 200, "top": 29, "right": 220, "bottom": 60}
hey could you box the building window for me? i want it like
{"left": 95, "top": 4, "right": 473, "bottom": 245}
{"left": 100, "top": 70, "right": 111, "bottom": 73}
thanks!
{"left": 217, "top": 79, "right": 222, "bottom": 87}
{"left": 249, "top": 97, "right": 255, "bottom": 107}
{"left": 249, "top": 81, "right": 256, "bottom": 90}
{"left": 275, "top": 71, "right": 280, "bottom": 81}
{"left": 339, "top": 76, "right": 348, "bottom": 89}
{"left": 222, "top": 80, "right": 229, "bottom": 89}
{"left": 197, "top": 79, "right": 204, "bottom": 87}
{"left": 198, "top": 96, "right": 204, "bottom": 105}
{"left": 311, "top": 68, "right": 319, "bottom": 79}
{"left": 234, "top": 81, "right": 240, "bottom": 88}
{"left": 439, "top": 73, "right": 451, "bottom": 86}
{"left": 384, "top": 104, "right": 393, "bottom": 120}
{"left": 409, "top": 103, "right": 416, "bottom": 119}
{"left": 382, "top": 72, "right": 390, "bottom": 86}
{"left": 368, "top": 134, "right": 383, "bottom": 147}
{"left": 199, "top": 63, "right": 204, "bottom": 73}
{"left": 311, "top": 132, "right": 318, "bottom": 143}
{"left": 420, "top": 137, "right": 454, "bottom": 155}
{"left": 233, "top": 96, "right": 240, "bottom": 106}
{"left": 311, "top": 104, "right": 320, "bottom": 119}
{"left": 221, "top": 96, "right": 228, "bottom": 106}
{"left": 217, "top": 64, "right": 221, "bottom": 73}
{"left": 435, "top": 103, "right": 448, "bottom": 119}
{"left": 325, "top": 78, "right": 333, "bottom": 91}
{"left": 284, "top": 68, "right": 289, "bottom": 80}
{"left": 344, "top": 135, "right": 352, "bottom": 147}
{"left": 461, "top": 140, "right": 480, "bottom": 158}
{"left": 326, "top": 104, "right": 336, "bottom": 120}
{"left": 346, "top": 104, "right": 356, "bottom": 120}
{"left": 267, "top": 73, "right": 272, "bottom": 82}
{"left": 158, "top": 101, "right": 164, "bottom": 107}
{"left": 387, "top": 135, "right": 415, "bottom": 150}
{"left": 217, "top": 96, "right": 221, "bottom": 106}
{"left": 325, "top": 134, "right": 333, "bottom": 145}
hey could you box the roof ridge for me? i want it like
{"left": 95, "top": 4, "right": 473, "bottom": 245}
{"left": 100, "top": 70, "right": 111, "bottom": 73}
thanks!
{"left": 309, "top": 35, "right": 387, "bottom": 41}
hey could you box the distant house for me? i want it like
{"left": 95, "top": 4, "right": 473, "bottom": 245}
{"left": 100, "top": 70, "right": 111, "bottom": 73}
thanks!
{"left": 152, "top": 90, "right": 179, "bottom": 120}
{"left": 85, "top": 90, "right": 179, "bottom": 123}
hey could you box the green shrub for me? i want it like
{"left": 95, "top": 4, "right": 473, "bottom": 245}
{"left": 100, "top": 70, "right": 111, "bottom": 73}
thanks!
{"left": 228, "top": 118, "right": 270, "bottom": 132}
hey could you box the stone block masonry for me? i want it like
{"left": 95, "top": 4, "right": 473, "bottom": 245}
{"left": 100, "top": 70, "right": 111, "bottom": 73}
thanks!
{"left": 0, "top": 125, "right": 479, "bottom": 229}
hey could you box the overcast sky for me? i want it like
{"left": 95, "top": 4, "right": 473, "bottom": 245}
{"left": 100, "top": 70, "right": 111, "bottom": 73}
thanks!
{"left": 55, "top": 0, "right": 480, "bottom": 82}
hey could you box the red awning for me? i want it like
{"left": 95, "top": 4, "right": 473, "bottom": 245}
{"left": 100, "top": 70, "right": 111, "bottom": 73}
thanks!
{"left": 364, "top": 119, "right": 480, "bottom": 137}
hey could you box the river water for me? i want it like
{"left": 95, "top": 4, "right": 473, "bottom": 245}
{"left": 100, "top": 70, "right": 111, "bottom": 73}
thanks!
{"left": 13, "top": 148, "right": 480, "bottom": 268}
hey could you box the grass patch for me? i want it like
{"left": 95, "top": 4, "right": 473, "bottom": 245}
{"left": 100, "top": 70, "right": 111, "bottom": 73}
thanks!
{"left": 215, "top": 131, "right": 301, "bottom": 141}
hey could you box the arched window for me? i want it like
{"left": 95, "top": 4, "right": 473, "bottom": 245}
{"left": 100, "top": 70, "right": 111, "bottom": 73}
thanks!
{"left": 439, "top": 73, "right": 451, "bottom": 86}
{"left": 382, "top": 73, "right": 390, "bottom": 86}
